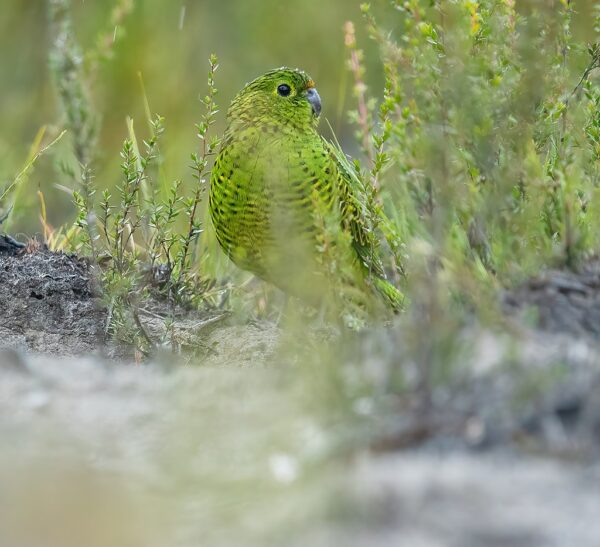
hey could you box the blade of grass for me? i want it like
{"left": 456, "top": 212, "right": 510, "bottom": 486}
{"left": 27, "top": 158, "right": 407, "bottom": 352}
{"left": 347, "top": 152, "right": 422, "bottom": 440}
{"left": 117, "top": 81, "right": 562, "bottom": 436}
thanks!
{"left": 1, "top": 129, "right": 67, "bottom": 230}
{"left": 1, "top": 129, "right": 65, "bottom": 204}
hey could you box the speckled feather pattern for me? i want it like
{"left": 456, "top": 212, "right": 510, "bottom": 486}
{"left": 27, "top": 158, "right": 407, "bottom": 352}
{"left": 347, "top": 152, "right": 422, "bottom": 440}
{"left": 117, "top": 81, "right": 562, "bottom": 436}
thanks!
{"left": 209, "top": 68, "right": 401, "bottom": 309}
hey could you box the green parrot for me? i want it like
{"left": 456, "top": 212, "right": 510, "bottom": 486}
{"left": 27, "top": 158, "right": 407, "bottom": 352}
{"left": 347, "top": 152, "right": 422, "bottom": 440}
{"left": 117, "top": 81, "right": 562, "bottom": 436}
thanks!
{"left": 209, "top": 67, "right": 402, "bottom": 314}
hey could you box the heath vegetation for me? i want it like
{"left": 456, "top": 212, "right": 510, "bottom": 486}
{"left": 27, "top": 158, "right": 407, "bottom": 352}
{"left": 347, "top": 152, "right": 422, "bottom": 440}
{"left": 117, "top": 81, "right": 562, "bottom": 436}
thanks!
{"left": 2, "top": 3, "right": 600, "bottom": 543}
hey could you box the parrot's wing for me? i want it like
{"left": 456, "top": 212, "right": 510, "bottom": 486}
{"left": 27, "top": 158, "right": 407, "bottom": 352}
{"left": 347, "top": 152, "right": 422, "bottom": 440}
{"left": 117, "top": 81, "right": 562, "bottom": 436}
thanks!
{"left": 324, "top": 137, "right": 387, "bottom": 280}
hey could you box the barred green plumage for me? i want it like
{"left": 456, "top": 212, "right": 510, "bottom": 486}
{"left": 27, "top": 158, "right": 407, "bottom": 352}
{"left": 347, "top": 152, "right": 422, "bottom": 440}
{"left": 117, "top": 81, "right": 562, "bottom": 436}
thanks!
{"left": 209, "top": 68, "right": 402, "bottom": 313}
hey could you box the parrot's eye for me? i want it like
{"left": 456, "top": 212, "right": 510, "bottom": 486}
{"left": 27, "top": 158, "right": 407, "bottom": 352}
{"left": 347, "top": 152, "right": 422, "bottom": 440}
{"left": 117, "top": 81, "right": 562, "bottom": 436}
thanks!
{"left": 277, "top": 84, "right": 291, "bottom": 97}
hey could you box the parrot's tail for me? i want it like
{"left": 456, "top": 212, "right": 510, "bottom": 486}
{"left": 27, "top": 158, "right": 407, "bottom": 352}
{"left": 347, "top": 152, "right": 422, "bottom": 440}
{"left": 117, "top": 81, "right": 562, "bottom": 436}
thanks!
{"left": 372, "top": 276, "right": 404, "bottom": 313}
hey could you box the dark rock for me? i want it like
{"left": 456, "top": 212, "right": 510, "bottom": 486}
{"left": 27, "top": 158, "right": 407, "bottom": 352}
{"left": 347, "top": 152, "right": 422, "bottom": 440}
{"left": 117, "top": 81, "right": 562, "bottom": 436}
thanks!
{"left": 503, "top": 263, "right": 600, "bottom": 337}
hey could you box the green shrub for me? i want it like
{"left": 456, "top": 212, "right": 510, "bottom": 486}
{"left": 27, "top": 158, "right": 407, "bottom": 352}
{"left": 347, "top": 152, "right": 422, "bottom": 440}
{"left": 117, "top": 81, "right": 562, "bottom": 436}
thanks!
{"left": 38, "top": 0, "right": 600, "bottom": 352}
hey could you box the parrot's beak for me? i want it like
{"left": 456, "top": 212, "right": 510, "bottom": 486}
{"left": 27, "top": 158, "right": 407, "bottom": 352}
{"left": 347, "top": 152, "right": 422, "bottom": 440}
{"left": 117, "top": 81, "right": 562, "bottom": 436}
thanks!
{"left": 307, "top": 87, "right": 321, "bottom": 117}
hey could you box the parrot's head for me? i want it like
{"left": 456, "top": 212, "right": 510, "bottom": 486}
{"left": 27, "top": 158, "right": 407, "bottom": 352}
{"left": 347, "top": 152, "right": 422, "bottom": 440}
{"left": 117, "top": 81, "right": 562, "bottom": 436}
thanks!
{"left": 228, "top": 68, "right": 322, "bottom": 132}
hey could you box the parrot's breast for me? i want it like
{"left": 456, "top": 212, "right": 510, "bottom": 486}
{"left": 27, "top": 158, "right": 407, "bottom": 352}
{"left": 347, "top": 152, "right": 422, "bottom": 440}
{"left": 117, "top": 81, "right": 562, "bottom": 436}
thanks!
{"left": 209, "top": 124, "right": 336, "bottom": 296}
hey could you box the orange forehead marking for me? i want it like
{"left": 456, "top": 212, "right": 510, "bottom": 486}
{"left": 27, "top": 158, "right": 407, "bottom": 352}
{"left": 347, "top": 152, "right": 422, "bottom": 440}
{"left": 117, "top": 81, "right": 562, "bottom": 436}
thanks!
{"left": 307, "top": 80, "right": 315, "bottom": 89}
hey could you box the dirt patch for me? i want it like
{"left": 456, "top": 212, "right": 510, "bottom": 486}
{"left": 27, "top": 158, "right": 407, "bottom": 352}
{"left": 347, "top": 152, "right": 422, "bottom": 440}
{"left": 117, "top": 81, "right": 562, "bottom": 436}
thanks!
{"left": 135, "top": 303, "right": 279, "bottom": 364}
{"left": 0, "top": 249, "right": 281, "bottom": 363}
{"left": 0, "top": 249, "right": 105, "bottom": 355}
{"left": 4, "top": 247, "right": 600, "bottom": 363}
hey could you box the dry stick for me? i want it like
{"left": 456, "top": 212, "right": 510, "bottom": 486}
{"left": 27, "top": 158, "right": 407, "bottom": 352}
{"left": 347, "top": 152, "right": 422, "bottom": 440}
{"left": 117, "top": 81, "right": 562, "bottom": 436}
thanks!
{"left": 569, "top": 47, "right": 600, "bottom": 99}
{"left": 126, "top": 294, "right": 155, "bottom": 351}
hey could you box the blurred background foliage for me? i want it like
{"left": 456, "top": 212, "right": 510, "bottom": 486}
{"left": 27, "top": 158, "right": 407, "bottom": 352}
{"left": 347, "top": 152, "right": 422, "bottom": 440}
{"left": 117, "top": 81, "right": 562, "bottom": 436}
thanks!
{"left": 0, "top": 0, "right": 392, "bottom": 234}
